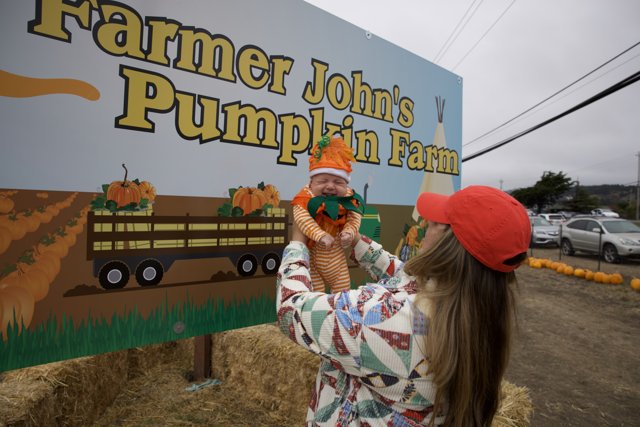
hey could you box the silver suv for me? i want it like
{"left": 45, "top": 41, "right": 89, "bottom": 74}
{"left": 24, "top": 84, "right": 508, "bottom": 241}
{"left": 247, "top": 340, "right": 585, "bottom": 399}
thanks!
{"left": 560, "top": 216, "right": 640, "bottom": 263}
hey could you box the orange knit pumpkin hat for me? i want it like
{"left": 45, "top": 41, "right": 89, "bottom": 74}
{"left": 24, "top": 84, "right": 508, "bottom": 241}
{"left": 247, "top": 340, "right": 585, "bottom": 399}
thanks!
{"left": 309, "top": 134, "right": 356, "bottom": 182}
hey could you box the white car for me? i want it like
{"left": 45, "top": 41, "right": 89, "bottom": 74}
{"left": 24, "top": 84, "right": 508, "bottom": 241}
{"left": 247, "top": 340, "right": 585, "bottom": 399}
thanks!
{"left": 538, "top": 213, "right": 565, "bottom": 225}
{"left": 561, "top": 217, "right": 640, "bottom": 263}
{"left": 530, "top": 217, "right": 560, "bottom": 247}
{"left": 590, "top": 208, "right": 619, "bottom": 218}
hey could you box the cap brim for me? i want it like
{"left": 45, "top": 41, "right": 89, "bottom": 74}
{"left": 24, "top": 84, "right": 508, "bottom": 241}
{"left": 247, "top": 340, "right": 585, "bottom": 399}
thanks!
{"left": 416, "top": 192, "right": 450, "bottom": 224}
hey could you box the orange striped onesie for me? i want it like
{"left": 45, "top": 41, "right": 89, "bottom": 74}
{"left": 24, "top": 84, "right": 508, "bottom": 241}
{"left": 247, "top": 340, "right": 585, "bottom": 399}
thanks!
{"left": 291, "top": 186, "right": 362, "bottom": 293}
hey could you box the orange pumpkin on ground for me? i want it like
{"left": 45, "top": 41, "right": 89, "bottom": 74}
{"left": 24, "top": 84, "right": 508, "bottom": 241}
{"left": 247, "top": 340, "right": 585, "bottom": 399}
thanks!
{"left": 573, "top": 268, "right": 585, "bottom": 278}
{"left": 609, "top": 273, "right": 623, "bottom": 285}
{"left": 585, "top": 270, "right": 595, "bottom": 281}
{"left": 107, "top": 163, "right": 142, "bottom": 208}
{"left": 232, "top": 187, "right": 268, "bottom": 214}
{"left": 630, "top": 278, "right": 640, "bottom": 292}
{"left": 530, "top": 259, "right": 542, "bottom": 268}
{"left": 593, "top": 272, "right": 605, "bottom": 283}
{"left": 563, "top": 266, "right": 574, "bottom": 276}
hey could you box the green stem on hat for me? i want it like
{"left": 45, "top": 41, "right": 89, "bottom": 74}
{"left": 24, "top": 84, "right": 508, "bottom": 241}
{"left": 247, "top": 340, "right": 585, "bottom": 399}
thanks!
{"left": 314, "top": 135, "right": 330, "bottom": 159}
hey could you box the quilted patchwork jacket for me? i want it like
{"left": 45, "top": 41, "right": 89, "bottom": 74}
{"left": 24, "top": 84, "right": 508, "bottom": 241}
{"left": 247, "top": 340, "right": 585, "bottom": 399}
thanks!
{"left": 277, "top": 236, "right": 446, "bottom": 426}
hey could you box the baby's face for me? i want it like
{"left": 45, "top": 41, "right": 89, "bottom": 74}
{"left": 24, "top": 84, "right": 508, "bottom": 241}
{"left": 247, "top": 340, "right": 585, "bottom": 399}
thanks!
{"left": 309, "top": 173, "right": 348, "bottom": 197}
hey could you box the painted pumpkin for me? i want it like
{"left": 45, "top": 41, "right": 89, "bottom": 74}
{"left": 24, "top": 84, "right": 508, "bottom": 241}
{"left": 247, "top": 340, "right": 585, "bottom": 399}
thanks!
{"left": 405, "top": 226, "right": 419, "bottom": 247}
{"left": 0, "top": 196, "right": 14, "bottom": 214}
{"left": 232, "top": 187, "right": 267, "bottom": 214}
{"left": 138, "top": 181, "right": 157, "bottom": 202}
{"left": 0, "top": 283, "right": 35, "bottom": 333}
{"left": 262, "top": 184, "right": 280, "bottom": 207}
{"left": 107, "top": 164, "right": 142, "bottom": 208}
{"left": 0, "top": 225, "right": 11, "bottom": 255}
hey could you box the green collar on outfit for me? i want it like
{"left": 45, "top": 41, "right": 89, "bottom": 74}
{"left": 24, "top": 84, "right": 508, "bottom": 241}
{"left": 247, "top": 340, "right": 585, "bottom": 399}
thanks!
{"left": 307, "top": 192, "right": 365, "bottom": 220}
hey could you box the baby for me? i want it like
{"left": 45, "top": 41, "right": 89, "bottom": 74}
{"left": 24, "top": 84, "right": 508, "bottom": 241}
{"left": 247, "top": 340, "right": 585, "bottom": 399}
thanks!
{"left": 291, "top": 134, "right": 364, "bottom": 293}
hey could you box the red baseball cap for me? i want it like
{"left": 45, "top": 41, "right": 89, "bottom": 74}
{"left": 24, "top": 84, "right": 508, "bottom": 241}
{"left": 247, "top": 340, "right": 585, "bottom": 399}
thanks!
{"left": 416, "top": 186, "right": 531, "bottom": 272}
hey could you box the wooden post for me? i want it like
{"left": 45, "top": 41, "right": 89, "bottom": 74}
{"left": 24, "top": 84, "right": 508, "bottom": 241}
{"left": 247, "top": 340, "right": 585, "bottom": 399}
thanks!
{"left": 194, "top": 334, "right": 212, "bottom": 380}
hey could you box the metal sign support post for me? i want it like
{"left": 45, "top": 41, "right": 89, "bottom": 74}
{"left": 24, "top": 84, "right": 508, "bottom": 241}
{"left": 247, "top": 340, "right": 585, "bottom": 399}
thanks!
{"left": 194, "top": 335, "right": 212, "bottom": 379}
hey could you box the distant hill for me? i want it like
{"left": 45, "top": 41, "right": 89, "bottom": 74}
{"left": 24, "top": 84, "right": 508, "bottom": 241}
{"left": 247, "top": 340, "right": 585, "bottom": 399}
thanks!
{"left": 555, "top": 184, "right": 638, "bottom": 218}
{"left": 579, "top": 184, "right": 636, "bottom": 207}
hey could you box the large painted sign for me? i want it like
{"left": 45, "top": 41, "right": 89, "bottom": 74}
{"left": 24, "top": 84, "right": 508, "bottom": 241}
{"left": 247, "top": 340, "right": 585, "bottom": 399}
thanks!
{"left": 0, "top": 0, "right": 462, "bottom": 371}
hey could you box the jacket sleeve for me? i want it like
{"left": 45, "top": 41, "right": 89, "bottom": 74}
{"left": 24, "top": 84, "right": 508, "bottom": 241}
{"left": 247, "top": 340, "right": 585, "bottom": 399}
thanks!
{"left": 351, "top": 235, "right": 405, "bottom": 282}
{"left": 276, "top": 241, "right": 363, "bottom": 373}
{"left": 292, "top": 204, "right": 328, "bottom": 243}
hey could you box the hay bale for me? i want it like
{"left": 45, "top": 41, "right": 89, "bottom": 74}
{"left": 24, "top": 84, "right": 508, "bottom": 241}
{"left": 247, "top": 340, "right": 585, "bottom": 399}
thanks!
{"left": 211, "top": 323, "right": 319, "bottom": 422}
{"left": 94, "top": 352, "right": 293, "bottom": 427}
{"left": 211, "top": 323, "right": 532, "bottom": 426}
{"left": 0, "top": 340, "right": 193, "bottom": 426}
{"left": 0, "top": 350, "right": 128, "bottom": 427}
{"left": 0, "top": 325, "right": 533, "bottom": 426}
{"left": 126, "top": 340, "right": 193, "bottom": 380}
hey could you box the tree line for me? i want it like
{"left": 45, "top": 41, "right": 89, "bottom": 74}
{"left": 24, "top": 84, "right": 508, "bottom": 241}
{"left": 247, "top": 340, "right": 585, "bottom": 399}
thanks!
{"left": 508, "top": 171, "right": 638, "bottom": 219}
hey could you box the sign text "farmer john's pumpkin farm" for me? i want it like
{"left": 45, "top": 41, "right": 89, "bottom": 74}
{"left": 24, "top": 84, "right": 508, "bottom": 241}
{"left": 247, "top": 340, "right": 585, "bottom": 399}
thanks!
{"left": 0, "top": 0, "right": 461, "bottom": 371}
{"left": 27, "top": 0, "right": 460, "bottom": 175}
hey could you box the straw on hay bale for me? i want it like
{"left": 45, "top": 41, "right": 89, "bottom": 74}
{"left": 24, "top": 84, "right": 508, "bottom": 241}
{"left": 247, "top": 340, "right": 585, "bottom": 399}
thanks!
{"left": 0, "top": 324, "right": 532, "bottom": 426}
{"left": 211, "top": 323, "right": 532, "bottom": 426}
{"left": 0, "top": 340, "right": 192, "bottom": 427}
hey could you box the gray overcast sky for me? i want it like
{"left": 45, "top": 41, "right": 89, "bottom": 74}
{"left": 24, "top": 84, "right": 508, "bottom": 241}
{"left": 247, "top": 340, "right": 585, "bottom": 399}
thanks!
{"left": 305, "top": 0, "right": 640, "bottom": 191}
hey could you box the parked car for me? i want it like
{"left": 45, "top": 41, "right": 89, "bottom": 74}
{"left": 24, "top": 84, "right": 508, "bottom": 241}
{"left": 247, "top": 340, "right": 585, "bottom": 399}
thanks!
{"left": 538, "top": 213, "right": 565, "bottom": 225}
{"left": 560, "top": 217, "right": 640, "bottom": 263}
{"left": 530, "top": 216, "right": 560, "bottom": 247}
{"left": 590, "top": 208, "right": 620, "bottom": 218}
{"left": 558, "top": 211, "right": 577, "bottom": 220}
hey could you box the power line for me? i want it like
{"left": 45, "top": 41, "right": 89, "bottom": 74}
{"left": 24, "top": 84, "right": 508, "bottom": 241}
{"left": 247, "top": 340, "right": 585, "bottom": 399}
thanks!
{"left": 463, "top": 40, "right": 640, "bottom": 148}
{"left": 475, "top": 51, "right": 640, "bottom": 139}
{"left": 433, "top": 0, "right": 484, "bottom": 63}
{"left": 451, "top": 0, "right": 516, "bottom": 71}
{"left": 462, "top": 69, "right": 640, "bottom": 163}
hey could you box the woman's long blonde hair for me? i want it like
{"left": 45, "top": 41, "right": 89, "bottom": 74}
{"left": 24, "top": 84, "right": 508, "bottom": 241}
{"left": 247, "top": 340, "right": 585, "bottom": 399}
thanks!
{"left": 404, "top": 227, "right": 522, "bottom": 427}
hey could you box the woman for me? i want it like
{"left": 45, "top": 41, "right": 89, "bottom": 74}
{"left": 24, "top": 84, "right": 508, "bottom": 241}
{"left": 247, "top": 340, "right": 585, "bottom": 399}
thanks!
{"left": 276, "top": 186, "right": 531, "bottom": 426}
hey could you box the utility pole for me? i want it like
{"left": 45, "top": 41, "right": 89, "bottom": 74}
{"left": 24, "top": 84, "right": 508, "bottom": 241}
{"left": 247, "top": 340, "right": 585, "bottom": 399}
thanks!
{"left": 636, "top": 151, "right": 639, "bottom": 220}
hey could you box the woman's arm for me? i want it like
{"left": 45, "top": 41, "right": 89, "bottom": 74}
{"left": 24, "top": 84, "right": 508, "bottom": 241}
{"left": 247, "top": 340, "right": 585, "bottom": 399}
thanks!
{"left": 350, "top": 234, "right": 405, "bottom": 282}
{"left": 276, "top": 239, "right": 362, "bottom": 372}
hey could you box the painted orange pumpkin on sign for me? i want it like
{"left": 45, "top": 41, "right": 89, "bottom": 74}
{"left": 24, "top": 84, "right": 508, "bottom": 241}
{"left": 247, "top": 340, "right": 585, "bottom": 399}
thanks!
{"left": 106, "top": 164, "right": 142, "bottom": 208}
{"left": 232, "top": 187, "right": 268, "bottom": 215}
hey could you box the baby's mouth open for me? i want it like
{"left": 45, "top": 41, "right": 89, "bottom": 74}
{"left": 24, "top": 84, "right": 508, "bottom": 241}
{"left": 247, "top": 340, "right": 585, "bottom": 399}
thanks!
{"left": 323, "top": 191, "right": 337, "bottom": 196}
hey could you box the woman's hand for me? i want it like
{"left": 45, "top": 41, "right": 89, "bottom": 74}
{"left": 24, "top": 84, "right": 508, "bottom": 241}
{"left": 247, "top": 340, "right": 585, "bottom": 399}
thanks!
{"left": 290, "top": 221, "right": 308, "bottom": 244}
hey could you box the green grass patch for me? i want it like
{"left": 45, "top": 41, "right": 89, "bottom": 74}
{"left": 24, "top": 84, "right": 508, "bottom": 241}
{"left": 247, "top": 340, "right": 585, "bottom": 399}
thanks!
{"left": 0, "top": 292, "right": 275, "bottom": 372}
